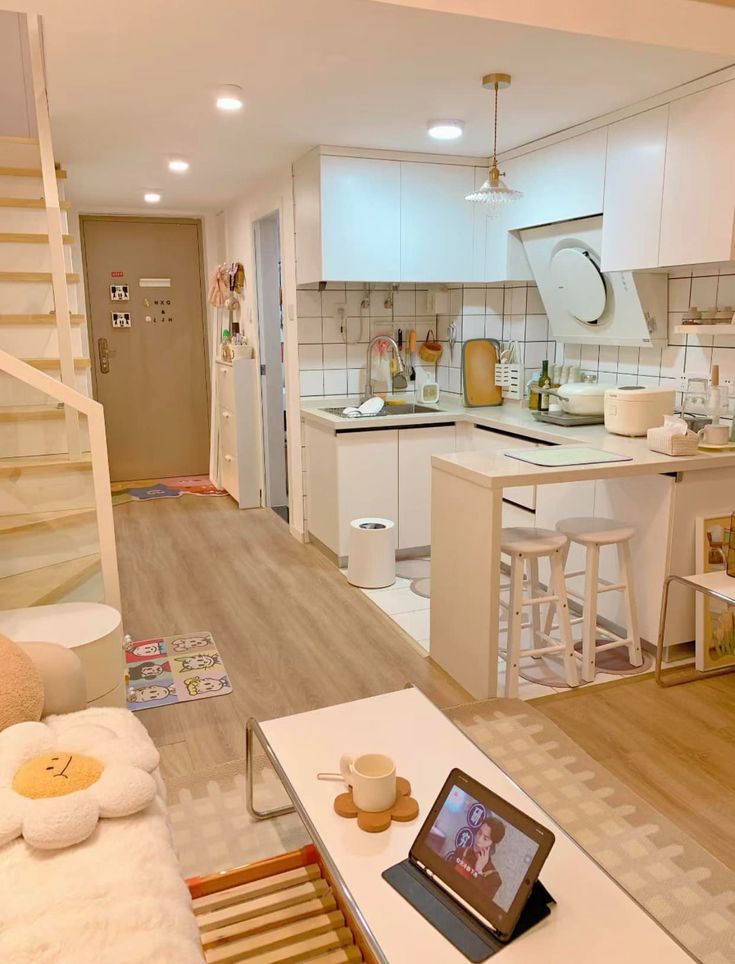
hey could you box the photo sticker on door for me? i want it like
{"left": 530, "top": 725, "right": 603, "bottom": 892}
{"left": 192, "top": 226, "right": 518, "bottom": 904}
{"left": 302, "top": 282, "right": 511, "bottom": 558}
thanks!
{"left": 110, "top": 284, "right": 129, "bottom": 301}
{"left": 111, "top": 312, "right": 131, "bottom": 328}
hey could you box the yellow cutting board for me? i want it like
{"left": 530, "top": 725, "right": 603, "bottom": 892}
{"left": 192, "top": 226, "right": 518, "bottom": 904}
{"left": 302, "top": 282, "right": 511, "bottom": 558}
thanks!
{"left": 462, "top": 338, "right": 503, "bottom": 407}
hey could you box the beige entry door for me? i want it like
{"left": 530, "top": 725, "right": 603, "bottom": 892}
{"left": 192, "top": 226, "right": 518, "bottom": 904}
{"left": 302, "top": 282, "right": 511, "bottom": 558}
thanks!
{"left": 81, "top": 217, "right": 210, "bottom": 482}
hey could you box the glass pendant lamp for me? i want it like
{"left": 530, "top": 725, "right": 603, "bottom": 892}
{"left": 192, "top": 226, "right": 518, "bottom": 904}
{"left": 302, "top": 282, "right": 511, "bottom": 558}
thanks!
{"left": 466, "top": 73, "right": 523, "bottom": 215}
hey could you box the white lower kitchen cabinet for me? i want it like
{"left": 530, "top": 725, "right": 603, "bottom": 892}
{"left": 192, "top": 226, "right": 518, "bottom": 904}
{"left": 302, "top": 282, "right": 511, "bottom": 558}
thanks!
{"left": 305, "top": 422, "right": 458, "bottom": 561}
{"left": 468, "top": 425, "right": 537, "bottom": 511}
{"left": 398, "top": 424, "right": 456, "bottom": 549}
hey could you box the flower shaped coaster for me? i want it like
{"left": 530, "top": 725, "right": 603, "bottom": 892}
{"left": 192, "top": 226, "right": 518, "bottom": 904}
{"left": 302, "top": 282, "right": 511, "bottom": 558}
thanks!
{"left": 334, "top": 776, "right": 419, "bottom": 833}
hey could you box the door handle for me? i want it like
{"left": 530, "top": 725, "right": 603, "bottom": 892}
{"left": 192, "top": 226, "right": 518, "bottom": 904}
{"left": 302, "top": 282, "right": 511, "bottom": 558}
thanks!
{"left": 97, "top": 338, "right": 116, "bottom": 374}
{"left": 98, "top": 337, "right": 110, "bottom": 374}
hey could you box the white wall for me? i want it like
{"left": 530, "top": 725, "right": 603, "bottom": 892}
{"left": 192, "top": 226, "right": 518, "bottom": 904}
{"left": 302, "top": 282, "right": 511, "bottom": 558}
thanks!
{"left": 0, "top": 11, "right": 36, "bottom": 138}
{"left": 222, "top": 169, "right": 304, "bottom": 538}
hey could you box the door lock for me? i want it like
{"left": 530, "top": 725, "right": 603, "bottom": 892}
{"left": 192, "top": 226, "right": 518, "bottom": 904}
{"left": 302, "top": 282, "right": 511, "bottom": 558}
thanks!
{"left": 97, "top": 337, "right": 116, "bottom": 374}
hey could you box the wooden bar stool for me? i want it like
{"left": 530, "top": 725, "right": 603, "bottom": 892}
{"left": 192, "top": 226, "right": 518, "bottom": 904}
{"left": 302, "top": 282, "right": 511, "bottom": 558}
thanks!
{"left": 499, "top": 527, "right": 578, "bottom": 697}
{"left": 553, "top": 517, "right": 642, "bottom": 682}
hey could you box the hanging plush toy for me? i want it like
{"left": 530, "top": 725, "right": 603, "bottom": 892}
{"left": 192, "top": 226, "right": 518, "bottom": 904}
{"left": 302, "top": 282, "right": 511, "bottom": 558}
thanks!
{"left": 0, "top": 721, "right": 159, "bottom": 850}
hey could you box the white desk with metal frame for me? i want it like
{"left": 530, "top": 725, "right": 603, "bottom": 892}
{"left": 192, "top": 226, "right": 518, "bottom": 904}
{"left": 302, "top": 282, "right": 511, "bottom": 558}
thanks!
{"left": 246, "top": 686, "right": 691, "bottom": 963}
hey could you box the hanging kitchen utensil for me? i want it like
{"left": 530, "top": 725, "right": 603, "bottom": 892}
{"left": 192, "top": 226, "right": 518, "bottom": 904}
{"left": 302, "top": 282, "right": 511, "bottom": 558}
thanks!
{"left": 408, "top": 329, "right": 417, "bottom": 381}
{"left": 393, "top": 328, "right": 408, "bottom": 390}
{"left": 447, "top": 320, "right": 458, "bottom": 359}
{"left": 418, "top": 329, "right": 443, "bottom": 364}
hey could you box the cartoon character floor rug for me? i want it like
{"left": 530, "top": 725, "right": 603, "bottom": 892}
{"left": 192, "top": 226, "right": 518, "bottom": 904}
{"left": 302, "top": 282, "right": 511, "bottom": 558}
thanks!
{"left": 112, "top": 475, "right": 228, "bottom": 505}
{"left": 124, "top": 632, "right": 232, "bottom": 711}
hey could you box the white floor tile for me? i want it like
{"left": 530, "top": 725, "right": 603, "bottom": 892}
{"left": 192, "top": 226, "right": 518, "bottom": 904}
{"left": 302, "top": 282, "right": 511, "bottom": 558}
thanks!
{"left": 392, "top": 609, "right": 430, "bottom": 643}
{"left": 366, "top": 586, "right": 430, "bottom": 616}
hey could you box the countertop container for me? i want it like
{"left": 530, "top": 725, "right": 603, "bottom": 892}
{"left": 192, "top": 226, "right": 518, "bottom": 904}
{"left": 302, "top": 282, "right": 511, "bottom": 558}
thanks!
{"left": 604, "top": 386, "right": 676, "bottom": 437}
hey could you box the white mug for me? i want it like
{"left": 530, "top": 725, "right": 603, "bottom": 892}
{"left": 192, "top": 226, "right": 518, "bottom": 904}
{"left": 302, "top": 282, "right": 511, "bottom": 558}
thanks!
{"left": 698, "top": 424, "right": 730, "bottom": 446}
{"left": 339, "top": 753, "right": 396, "bottom": 812}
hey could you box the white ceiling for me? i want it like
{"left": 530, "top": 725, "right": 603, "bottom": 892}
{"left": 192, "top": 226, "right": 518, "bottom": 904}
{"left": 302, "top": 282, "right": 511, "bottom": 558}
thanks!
{"left": 12, "top": 0, "right": 733, "bottom": 211}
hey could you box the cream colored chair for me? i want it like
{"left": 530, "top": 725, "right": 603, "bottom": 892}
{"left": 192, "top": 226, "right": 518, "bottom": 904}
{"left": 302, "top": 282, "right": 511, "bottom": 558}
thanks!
{"left": 554, "top": 517, "right": 642, "bottom": 682}
{"left": 499, "top": 527, "right": 578, "bottom": 697}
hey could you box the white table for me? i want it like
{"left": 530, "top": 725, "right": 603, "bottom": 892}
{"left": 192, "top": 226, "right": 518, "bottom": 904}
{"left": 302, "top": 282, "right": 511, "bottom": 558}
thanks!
{"left": 246, "top": 687, "right": 691, "bottom": 963}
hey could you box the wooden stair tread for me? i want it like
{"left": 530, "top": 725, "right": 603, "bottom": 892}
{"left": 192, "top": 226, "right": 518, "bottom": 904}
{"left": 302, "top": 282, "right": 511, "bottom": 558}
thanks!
{"left": 0, "top": 197, "right": 71, "bottom": 210}
{"left": 21, "top": 357, "right": 91, "bottom": 370}
{"left": 0, "top": 507, "right": 96, "bottom": 535}
{"left": 0, "top": 136, "right": 39, "bottom": 146}
{"left": 0, "top": 553, "right": 100, "bottom": 610}
{"left": 0, "top": 166, "right": 67, "bottom": 179}
{"left": 0, "top": 313, "right": 84, "bottom": 325}
{"left": 0, "top": 271, "right": 79, "bottom": 283}
{"left": 0, "top": 232, "right": 72, "bottom": 244}
{"left": 0, "top": 453, "right": 92, "bottom": 473}
{"left": 0, "top": 405, "right": 65, "bottom": 421}
{"left": 198, "top": 880, "right": 331, "bottom": 933}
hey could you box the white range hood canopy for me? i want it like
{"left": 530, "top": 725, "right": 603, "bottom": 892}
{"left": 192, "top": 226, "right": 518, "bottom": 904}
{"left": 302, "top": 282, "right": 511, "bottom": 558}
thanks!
{"left": 519, "top": 216, "right": 668, "bottom": 347}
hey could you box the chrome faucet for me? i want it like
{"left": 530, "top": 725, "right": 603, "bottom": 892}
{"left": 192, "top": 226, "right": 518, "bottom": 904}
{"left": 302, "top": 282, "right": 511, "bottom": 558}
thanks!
{"left": 364, "top": 335, "right": 404, "bottom": 399}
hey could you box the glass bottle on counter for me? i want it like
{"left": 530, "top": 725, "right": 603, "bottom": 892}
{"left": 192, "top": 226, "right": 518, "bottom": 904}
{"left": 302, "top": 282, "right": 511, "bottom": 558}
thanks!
{"left": 538, "top": 360, "right": 551, "bottom": 412}
{"left": 528, "top": 372, "right": 541, "bottom": 411}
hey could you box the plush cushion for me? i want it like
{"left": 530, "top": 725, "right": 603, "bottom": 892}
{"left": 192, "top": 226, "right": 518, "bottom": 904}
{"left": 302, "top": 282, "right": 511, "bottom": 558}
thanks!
{"left": 18, "top": 641, "right": 87, "bottom": 716}
{"left": 0, "top": 635, "right": 44, "bottom": 732}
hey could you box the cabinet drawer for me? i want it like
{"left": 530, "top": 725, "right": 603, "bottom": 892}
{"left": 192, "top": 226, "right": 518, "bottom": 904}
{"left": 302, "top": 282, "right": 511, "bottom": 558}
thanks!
{"left": 220, "top": 448, "right": 239, "bottom": 501}
{"left": 216, "top": 363, "right": 236, "bottom": 412}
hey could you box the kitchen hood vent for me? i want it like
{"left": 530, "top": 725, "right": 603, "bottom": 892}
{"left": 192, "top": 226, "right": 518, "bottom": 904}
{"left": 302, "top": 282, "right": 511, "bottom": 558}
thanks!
{"left": 520, "top": 216, "right": 667, "bottom": 347}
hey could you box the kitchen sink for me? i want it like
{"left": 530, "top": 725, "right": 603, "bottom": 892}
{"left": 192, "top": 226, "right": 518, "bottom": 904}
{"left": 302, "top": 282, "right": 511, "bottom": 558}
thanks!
{"left": 321, "top": 403, "right": 444, "bottom": 418}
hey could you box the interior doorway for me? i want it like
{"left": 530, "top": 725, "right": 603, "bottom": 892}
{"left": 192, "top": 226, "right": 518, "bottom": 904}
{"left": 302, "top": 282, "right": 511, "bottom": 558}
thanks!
{"left": 253, "top": 211, "right": 288, "bottom": 521}
{"left": 80, "top": 216, "right": 210, "bottom": 482}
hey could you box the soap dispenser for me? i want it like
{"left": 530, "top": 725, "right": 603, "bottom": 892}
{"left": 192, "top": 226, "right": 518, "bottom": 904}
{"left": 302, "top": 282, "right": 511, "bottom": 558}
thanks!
{"left": 418, "top": 373, "right": 440, "bottom": 405}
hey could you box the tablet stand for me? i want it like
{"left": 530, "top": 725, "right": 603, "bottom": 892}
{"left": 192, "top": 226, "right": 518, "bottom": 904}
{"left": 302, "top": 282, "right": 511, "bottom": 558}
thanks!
{"left": 383, "top": 859, "right": 554, "bottom": 963}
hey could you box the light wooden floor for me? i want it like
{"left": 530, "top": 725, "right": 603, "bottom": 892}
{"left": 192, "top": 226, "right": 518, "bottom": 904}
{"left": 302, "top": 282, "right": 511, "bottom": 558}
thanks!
{"left": 533, "top": 673, "right": 735, "bottom": 872}
{"left": 114, "top": 497, "right": 470, "bottom": 780}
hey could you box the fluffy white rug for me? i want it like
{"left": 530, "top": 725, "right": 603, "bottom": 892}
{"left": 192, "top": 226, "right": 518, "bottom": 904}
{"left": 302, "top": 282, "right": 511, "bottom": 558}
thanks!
{"left": 0, "top": 707, "right": 201, "bottom": 964}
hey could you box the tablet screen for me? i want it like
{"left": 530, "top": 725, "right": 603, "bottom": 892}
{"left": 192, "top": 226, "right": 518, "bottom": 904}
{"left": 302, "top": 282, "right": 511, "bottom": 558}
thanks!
{"left": 410, "top": 769, "right": 554, "bottom": 940}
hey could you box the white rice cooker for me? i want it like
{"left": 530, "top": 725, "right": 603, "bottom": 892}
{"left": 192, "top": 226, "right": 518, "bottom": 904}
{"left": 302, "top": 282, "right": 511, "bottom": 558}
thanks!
{"left": 604, "top": 386, "right": 676, "bottom": 436}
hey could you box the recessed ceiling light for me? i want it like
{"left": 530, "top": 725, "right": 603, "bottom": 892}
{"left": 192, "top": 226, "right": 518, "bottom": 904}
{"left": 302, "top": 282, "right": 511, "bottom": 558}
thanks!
{"left": 427, "top": 120, "right": 464, "bottom": 141}
{"left": 144, "top": 191, "right": 161, "bottom": 204}
{"left": 168, "top": 158, "right": 190, "bottom": 173}
{"left": 216, "top": 85, "right": 244, "bottom": 112}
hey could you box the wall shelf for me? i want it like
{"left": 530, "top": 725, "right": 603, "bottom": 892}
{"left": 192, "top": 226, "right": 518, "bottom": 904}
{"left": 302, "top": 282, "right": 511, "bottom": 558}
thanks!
{"left": 674, "top": 324, "right": 735, "bottom": 335}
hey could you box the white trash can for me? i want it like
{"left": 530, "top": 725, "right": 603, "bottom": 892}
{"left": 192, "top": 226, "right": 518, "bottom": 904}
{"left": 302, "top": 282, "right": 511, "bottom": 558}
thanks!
{"left": 347, "top": 517, "right": 396, "bottom": 589}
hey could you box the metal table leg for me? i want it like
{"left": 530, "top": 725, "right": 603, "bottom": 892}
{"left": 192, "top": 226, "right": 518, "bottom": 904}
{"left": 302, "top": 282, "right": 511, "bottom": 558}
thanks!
{"left": 245, "top": 717, "right": 296, "bottom": 820}
{"left": 656, "top": 574, "right": 735, "bottom": 688}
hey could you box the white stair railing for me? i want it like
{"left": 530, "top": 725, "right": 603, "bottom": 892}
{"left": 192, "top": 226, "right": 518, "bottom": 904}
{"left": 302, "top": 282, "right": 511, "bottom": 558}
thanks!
{"left": 25, "top": 12, "right": 82, "bottom": 459}
{"left": 0, "top": 349, "right": 121, "bottom": 611}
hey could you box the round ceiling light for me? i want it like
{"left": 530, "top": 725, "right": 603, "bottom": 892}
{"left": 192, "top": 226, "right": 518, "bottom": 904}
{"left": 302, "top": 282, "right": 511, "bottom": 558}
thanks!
{"left": 216, "top": 85, "right": 244, "bottom": 112}
{"left": 144, "top": 191, "right": 161, "bottom": 204}
{"left": 168, "top": 158, "right": 190, "bottom": 173}
{"left": 427, "top": 120, "right": 464, "bottom": 141}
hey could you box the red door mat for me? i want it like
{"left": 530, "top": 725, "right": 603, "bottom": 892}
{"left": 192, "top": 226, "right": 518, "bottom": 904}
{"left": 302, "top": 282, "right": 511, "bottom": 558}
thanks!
{"left": 124, "top": 632, "right": 232, "bottom": 711}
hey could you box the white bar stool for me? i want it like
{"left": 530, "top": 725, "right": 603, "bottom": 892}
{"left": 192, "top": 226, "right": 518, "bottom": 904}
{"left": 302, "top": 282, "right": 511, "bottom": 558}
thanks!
{"left": 499, "top": 527, "right": 578, "bottom": 697}
{"left": 553, "top": 517, "right": 642, "bottom": 682}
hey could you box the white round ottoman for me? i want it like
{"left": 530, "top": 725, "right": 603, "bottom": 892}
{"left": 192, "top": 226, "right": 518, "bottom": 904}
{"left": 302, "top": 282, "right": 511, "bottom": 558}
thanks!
{"left": 0, "top": 602, "right": 124, "bottom": 707}
{"left": 347, "top": 517, "right": 396, "bottom": 589}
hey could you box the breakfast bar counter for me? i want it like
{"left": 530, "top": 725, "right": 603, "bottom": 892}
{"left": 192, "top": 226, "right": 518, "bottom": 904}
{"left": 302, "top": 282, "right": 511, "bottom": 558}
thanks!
{"left": 430, "top": 434, "right": 735, "bottom": 699}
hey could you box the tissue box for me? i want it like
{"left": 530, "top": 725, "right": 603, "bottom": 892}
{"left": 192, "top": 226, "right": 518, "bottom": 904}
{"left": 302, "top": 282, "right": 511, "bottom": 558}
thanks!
{"left": 647, "top": 426, "right": 699, "bottom": 456}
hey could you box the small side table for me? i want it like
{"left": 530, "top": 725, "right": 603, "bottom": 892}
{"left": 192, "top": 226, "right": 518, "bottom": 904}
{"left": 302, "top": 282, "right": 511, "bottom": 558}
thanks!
{"left": 656, "top": 570, "right": 735, "bottom": 687}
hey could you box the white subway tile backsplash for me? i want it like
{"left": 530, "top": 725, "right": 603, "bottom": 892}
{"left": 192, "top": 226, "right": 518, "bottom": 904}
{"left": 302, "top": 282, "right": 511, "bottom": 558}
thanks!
{"left": 299, "top": 370, "right": 324, "bottom": 396}
{"left": 323, "top": 369, "right": 348, "bottom": 395}
{"left": 691, "top": 275, "right": 718, "bottom": 309}
{"left": 296, "top": 270, "right": 724, "bottom": 400}
{"left": 298, "top": 344, "right": 323, "bottom": 370}
{"left": 323, "top": 343, "right": 347, "bottom": 370}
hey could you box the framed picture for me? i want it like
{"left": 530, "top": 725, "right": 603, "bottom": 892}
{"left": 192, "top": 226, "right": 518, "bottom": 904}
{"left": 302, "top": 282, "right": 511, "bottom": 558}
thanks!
{"left": 695, "top": 513, "right": 735, "bottom": 672}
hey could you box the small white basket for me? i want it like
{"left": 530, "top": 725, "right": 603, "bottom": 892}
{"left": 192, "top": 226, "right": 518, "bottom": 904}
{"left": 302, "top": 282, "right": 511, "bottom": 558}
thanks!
{"left": 495, "top": 362, "right": 523, "bottom": 400}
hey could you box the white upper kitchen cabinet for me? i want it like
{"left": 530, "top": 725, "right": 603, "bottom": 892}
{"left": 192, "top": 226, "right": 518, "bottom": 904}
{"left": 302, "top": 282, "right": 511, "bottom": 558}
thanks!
{"left": 601, "top": 106, "right": 669, "bottom": 272}
{"left": 399, "top": 162, "right": 477, "bottom": 282}
{"left": 294, "top": 151, "right": 401, "bottom": 284}
{"left": 659, "top": 80, "right": 735, "bottom": 267}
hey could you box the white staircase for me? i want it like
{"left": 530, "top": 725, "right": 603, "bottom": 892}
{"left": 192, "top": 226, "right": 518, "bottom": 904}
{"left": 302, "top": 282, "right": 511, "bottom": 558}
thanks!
{"left": 0, "top": 13, "right": 119, "bottom": 618}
